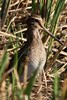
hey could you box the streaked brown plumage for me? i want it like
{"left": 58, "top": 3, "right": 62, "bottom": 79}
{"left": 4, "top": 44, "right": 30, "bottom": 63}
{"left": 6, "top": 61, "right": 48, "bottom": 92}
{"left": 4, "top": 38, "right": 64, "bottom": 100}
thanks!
{"left": 6, "top": 14, "right": 46, "bottom": 82}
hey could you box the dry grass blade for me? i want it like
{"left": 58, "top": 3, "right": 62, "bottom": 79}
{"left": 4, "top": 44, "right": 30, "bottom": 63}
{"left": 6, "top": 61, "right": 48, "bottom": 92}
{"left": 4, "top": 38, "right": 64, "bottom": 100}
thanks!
{"left": 46, "top": 38, "right": 67, "bottom": 72}
{"left": 23, "top": 57, "right": 29, "bottom": 89}
{"left": 62, "top": 78, "right": 67, "bottom": 100}
{"left": 50, "top": 63, "right": 67, "bottom": 77}
{"left": 1, "top": 68, "right": 14, "bottom": 83}
{"left": 0, "top": 31, "right": 27, "bottom": 41}
{"left": 14, "top": 68, "right": 22, "bottom": 89}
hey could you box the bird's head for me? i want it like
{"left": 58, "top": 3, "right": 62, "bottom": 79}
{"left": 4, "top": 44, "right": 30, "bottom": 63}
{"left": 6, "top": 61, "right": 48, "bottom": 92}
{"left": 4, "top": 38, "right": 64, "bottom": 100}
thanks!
{"left": 26, "top": 14, "right": 44, "bottom": 40}
{"left": 26, "top": 14, "right": 63, "bottom": 45}
{"left": 27, "top": 14, "right": 44, "bottom": 30}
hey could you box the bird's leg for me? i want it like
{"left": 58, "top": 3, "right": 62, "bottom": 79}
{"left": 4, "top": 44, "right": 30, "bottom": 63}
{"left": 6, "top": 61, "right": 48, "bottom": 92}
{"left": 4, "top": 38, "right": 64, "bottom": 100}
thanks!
{"left": 42, "top": 70, "right": 47, "bottom": 88}
{"left": 37, "top": 72, "right": 43, "bottom": 94}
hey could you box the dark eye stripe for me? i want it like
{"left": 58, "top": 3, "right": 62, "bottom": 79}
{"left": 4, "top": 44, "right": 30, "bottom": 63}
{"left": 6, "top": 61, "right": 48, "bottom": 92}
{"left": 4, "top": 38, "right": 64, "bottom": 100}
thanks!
{"left": 31, "top": 18, "right": 43, "bottom": 27}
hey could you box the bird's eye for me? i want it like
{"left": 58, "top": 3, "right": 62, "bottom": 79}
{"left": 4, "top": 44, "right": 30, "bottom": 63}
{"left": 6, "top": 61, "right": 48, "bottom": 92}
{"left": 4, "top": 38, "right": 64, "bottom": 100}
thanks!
{"left": 34, "top": 19, "right": 42, "bottom": 27}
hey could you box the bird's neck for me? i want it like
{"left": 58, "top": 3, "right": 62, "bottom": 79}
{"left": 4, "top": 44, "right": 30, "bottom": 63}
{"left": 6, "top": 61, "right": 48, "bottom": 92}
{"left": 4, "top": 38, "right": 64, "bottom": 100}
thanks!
{"left": 27, "top": 27, "right": 41, "bottom": 42}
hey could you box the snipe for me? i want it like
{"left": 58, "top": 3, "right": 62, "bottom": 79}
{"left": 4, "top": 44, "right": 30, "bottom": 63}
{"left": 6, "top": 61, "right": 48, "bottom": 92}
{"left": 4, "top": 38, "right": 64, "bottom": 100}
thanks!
{"left": 6, "top": 14, "right": 46, "bottom": 82}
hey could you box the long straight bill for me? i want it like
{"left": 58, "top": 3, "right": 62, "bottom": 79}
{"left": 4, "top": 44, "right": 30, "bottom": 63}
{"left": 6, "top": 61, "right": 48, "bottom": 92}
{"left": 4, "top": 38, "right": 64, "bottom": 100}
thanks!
{"left": 42, "top": 27, "right": 63, "bottom": 45}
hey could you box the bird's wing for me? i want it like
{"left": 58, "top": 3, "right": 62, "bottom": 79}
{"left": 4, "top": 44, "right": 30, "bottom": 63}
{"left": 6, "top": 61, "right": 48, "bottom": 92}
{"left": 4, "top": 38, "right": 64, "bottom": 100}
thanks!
{"left": 6, "top": 42, "right": 30, "bottom": 72}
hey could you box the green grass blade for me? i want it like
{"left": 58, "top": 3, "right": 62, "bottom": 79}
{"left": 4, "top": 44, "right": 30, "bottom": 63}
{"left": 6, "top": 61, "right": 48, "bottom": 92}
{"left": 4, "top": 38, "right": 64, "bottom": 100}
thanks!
{"left": 48, "top": 0, "right": 65, "bottom": 52}
{"left": 0, "top": 0, "right": 6, "bottom": 19}
{"left": 32, "top": 0, "right": 36, "bottom": 13}
{"left": 46, "top": 0, "right": 53, "bottom": 25}
{"left": 0, "top": 51, "right": 9, "bottom": 81}
{"left": 0, "top": 0, "right": 11, "bottom": 28}
{"left": 52, "top": 68, "right": 60, "bottom": 100}
{"left": 50, "top": 0, "right": 65, "bottom": 33}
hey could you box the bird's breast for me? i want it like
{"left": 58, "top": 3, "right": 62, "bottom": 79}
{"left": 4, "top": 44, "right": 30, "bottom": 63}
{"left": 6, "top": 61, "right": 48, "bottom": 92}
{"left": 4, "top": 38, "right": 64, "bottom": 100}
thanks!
{"left": 27, "top": 42, "right": 46, "bottom": 71}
